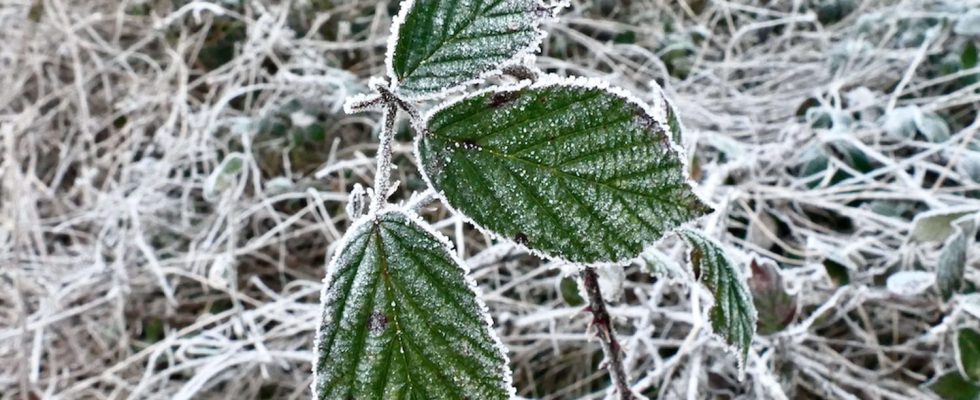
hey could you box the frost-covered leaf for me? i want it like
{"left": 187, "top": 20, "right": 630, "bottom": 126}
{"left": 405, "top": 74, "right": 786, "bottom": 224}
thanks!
{"left": 748, "top": 258, "right": 796, "bottom": 335}
{"left": 880, "top": 106, "right": 918, "bottom": 139}
{"left": 960, "top": 147, "right": 980, "bottom": 184}
{"left": 909, "top": 207, "right": 980, "bottom": 242}
{"left": 204, "top": 152, "right": 245, "bottom": 202}
{"left": 914, "top": 111, "right": 951, "bottom": 142}
{"left": 558, "top": 276, "right": 584, "bottom": 306}
{"left": 263, "top": 176, "right": 294, "bottom": 195}
{"left": 642, "top": 248, "right": 689, "bottom": 282}
{"left": 418, "top": 78, "right": 710, "bottom": 264}
{"left": 931, "top": 372, "right": 980, "bottom": 400}
{"left": 881, "top": 105, "right": 951, "bottom": 142}
{"left": 961, "top": 294, "right": 980, "bottom": 320}
{"left": 937, "top": 247, "right": 965, "bottom": 301}
{"left": 388, "top": 0, "right": 552, "bottom": 98}
{"left": 937, "top": 216, "right": 976, "bottom": 301}
{"left": 959, "top": 328, "right": 980, "bottom": 381}
{"left": 313, "top": 211, "right": 512, "bottom": 400}
{"left": 885, "top": 270, "right": 936, "bottom": 297}
{"left": 678, "top": 229, "right": 756, "bottom": 366}
{"left": 665, "top": 99, "right": 683, "bottom": 145}
{"left": 955, "top": 9, "right": 980, "bottom": 36}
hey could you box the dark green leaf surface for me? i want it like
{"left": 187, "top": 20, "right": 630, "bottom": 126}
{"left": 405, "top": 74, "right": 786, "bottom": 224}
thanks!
{"left": 678, "top": 229, "right": 756, "bottom": 366}
{"left": 960, "top": 328, "right": 980, "bottom": 381}
{"left": 559, "top": 276, "right": 584, "bottom": 306}
{"left": 313, "top": 211, "right": 511, "bottom": 400}
{"left": 418, "top": 80, "right": 710, "bottom": 264}
{"left": 931, "top": 372, "right": 980, "bottom": 400}
{"left": 389, "top": 0, "right": 547, "bottom": 97}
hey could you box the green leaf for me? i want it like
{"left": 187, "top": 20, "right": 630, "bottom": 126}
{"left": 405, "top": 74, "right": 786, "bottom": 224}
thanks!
{"left": 938, "top": 216, "right": 976, "bottom": 300}
{"left": 313, "top": 211, "right": 512, "bottom": 400}
{"left": 914, "top": 111, "right": 951, "bottom": 143}
{"left": 642, "top": 249, "right": 689, "bottom": 282}
{"left": 677, "top": 229, "right": 756, "bottom": 366}
{"left": 559, "top": 276, "right": 584, "bottom": 306}
{"left": 418, "top": 79, "right": 710, "bottom": 264}
{"left": 931, "top": 372, "right": 980, "bottom": 400}
{"left": 959, "top": 329, "right": 980, "bottom": 381}
{"left": 909, "top": 207, "right": 980, "bottom": 242}
{"left": 665, "top": 98, "right": 683, "bottom": 145}
{"left": 822, "top": 258, "right": 851, "bottom": 287}
{"left": 389, "top": 0, "right": 551, "bottom": 98}
{"left": 964, "top": 41, "right": 979, "bottom": 69}
{"left": 748, "top": 258, "right": 796, "bottom": 335}
{"left": 204, "top": 153, "right": 246, "bottom": 202}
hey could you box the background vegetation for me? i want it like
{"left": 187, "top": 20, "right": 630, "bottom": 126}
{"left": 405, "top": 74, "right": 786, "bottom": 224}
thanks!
{"left": 1, "top": 0, "right": 979, "bottom": 398}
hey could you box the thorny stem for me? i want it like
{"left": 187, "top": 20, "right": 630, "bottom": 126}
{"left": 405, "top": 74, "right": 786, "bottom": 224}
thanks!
{"left": 363, "top": 81, "right": 425, "bottom": 214}
{"left": 582, "top": 267, "right": 635, "bottom": 400}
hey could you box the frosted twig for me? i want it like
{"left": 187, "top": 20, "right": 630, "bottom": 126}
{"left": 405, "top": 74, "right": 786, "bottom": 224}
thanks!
{"left": 370, "top": 101, "right": 398, "bottom": 214}
{"left": 582, "top": 267, "right": 635, "bottom": 400}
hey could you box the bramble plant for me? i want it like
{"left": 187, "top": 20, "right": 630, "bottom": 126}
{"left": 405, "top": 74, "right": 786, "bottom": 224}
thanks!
{"left": 312, "top": 0, "right": 757, "bottom": 399}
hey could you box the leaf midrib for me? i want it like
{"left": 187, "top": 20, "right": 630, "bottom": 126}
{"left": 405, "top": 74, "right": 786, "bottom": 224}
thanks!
{"left": 375, "top": 222, "right": 419, "bottom": 397}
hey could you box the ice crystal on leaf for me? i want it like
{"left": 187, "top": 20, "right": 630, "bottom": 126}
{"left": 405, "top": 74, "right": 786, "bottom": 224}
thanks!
{"left": 312, "top": 210, "right": 512, "bottom": 400}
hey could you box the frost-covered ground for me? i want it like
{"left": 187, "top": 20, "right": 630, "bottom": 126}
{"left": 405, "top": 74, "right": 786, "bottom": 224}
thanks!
{"left": 2, "top": 0, "right": 980, "bottom": 399}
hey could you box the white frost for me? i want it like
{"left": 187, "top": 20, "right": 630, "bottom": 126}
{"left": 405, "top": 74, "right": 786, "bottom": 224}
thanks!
{"left": 885, "top": 271, "right": 936, "bottom": 297}
{"left": 954, "top": 9, "right": 980, "bottom": 36}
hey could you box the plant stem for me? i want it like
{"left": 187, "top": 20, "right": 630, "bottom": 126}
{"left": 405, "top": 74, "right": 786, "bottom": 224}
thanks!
{"left": 370, "top": 101, "right": 397, "bottom": 214}
{"left": 375, "top": 84, "right": 424, "bottom": 134}
{"left": 582, "top": 267, "right": 635, "bottom": 400}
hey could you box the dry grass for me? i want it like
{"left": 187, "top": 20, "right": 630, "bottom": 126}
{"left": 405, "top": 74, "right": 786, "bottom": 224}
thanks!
{"left": 2, "top": 0, "right": 979, "bottom": 399}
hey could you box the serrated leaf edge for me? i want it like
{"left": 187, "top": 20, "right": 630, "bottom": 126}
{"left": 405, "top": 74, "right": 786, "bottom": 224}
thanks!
{"left": 311, "top": 208, "right": 515, "bottom": 398}
{"left": 414, "top": 74, "right": 713, "bottom": 267}
{"left": 384, "top": 0, "right": 563, "bottom": 101}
